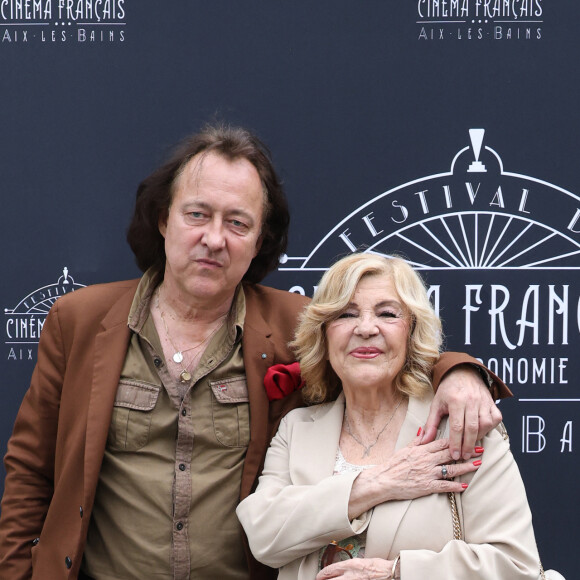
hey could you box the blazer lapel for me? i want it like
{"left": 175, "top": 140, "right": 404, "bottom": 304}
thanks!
{"left": 239, "top": 294, "right": 276, "bottom": 499}
{"left": 365, "top": 394, "right": 434, "bottom": 559}
{"left": 83, "top": 287, "right": 135, "bottom": 502}
{"left": 290, "top": 394, "right": 346, "bottom": 485}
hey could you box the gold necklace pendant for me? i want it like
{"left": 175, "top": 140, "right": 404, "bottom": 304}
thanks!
{"left": 155, "top": 285, "right": 227, "bottom": 386}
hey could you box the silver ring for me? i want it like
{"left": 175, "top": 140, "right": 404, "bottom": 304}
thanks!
{"left": 441, "top": 465, "right": 449, "bottom": 479}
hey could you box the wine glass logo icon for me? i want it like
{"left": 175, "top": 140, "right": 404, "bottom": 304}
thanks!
{"left": 467, "top": 128, "right": 487, "bottom": 173}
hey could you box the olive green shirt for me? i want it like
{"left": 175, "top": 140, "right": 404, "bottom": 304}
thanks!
{"left": 83, "top": 270, "right": 250, "bottom": 579}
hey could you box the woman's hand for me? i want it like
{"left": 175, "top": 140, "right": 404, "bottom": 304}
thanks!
{"left": 316, "top": 557, "right": 395, "bottom": 579}
{"left": 348, "top": 434, "right": 482, "bottom": 519}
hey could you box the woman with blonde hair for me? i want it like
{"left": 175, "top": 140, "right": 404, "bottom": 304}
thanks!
{"left": 238, "top": 253, "right": 551, "bottom": 579}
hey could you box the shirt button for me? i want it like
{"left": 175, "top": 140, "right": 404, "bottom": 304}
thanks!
{"left": 65, "top": 556, "right": 72, "bottom": 569}
{"left": 176, "top": 522, "right": 184, "bottom": 531}
{"left": 179, "top": 463, "right": 186, "bottom": 471}
{"left": 153, "top": 358, "right": 162, "bottom": 367}
{"left": 181, "top": 409, "right": 187, "bottom": 416}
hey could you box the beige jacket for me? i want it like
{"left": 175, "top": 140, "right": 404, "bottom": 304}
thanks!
{"left": 237, "top": 393, "right": 540, "bottom": 579}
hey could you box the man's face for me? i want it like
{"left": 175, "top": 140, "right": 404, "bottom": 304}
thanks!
{"left": 159, "top": 151, "right": 264, "bottom": 307}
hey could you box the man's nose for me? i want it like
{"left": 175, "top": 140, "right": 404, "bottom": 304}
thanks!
{"left": 201, "top": 219, "right": 226, "bottom": 250}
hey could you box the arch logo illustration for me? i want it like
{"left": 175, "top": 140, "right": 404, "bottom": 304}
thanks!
{"left": 282, "top": 128, "right": 580, "bottom": 275}
{"left": 4, "top": 267, "right": 85, "bottom": 362}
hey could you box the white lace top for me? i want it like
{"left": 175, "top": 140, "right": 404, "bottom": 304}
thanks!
{"left": 334, "top": 447, "right": 376, "bottom": 475}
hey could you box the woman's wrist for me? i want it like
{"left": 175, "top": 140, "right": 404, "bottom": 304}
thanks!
{"left": 391, "top": 554, "right": 401, "bottom": 579}
{"left": 348, "top": 469, "right": 392, "bottom": 519}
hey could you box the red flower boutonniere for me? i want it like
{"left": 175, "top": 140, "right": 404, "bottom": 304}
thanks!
{"left": 264, "top": 362, "right": 305, "bottom": 401}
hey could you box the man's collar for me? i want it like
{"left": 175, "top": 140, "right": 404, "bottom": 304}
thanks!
{"left": 128, "top": 268, "right": 246, "bottom": 338}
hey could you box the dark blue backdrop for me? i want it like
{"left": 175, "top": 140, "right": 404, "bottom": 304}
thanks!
{"left": 1, "top": 2, "right": 577, "bottom": 576}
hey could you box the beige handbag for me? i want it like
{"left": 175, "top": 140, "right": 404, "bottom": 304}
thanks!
{"left": 448, "top": 492, "right": 565, "bottom": 580}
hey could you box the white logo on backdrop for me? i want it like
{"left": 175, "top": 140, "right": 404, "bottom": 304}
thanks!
{"left": 0, "top": 0, "right": 126, "bottom": 44}
{"left": 4, "top": 267, "right": 85, "bottom": 360}
{"left": 280, "top": 128, "right": 580, "bottom": 272}
{"left": 416, "top": 0, "right": 543, "bottom": 41}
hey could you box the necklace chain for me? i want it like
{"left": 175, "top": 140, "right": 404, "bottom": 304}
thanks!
{"left": 155, "top": 286, "right": 224, "bottom": 383}
{"left": 344, "top": 397, "right": 403, "bottom": 458}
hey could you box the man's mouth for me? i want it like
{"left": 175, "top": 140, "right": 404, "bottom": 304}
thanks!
{"left": 195, "top": 258, "right": 223, "bottom": 268}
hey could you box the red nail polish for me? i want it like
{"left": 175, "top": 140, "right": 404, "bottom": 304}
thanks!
{"left": 475, "top": 447, "right": 484, "bottom": 454}
{"left": 473, "top": 460, "right": 482, "bottom": 466}
{"left": 461, "top": 483, "right": 468, "bottom": 489}
{"left": 417, "top": 427, "right": 422, "bottom": 436}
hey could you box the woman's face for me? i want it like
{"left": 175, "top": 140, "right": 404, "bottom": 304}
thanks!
{"left": 326, "top": 274, "right": 410, "bottom": 393}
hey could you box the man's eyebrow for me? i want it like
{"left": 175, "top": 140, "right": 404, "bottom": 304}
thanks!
{"left": 182, "top": 201, "right": 211, "bottom": 210}
{"left": 182, "top": 201, "right": 257, "bottom": 224}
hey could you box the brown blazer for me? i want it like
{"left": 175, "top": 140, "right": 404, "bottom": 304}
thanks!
{"left": 0, "top": 278, "right": 506, "bottom": 580}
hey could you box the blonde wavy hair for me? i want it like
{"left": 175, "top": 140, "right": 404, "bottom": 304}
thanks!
{"left": 291, "top": 253, "right": 442, "bottom": 404}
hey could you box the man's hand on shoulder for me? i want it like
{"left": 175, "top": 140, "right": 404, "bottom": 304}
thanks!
{"left": 422, "top": 364, "right": 502, "bottom": 460}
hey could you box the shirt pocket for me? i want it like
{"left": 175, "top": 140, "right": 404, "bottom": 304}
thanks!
{"left": 209, "top": 376, "right": 250, "bottom": 448}
{"left": 107, "top": 379, "right": 161, "bottom": 451}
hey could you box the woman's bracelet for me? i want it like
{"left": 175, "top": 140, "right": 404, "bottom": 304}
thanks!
{"left": 391, "top": 555, "right": 400, "bottom": 579}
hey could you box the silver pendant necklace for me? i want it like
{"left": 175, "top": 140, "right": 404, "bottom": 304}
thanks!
{"left": 155, "top": 287, "right": 223, "bottom": 383}
{"left": 344, "top": 397, "right": 403, "bottom": 458}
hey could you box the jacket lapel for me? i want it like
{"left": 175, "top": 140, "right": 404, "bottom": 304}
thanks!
{"left": 239, "top": 290, "right": 276, "bottom": 499}
{"left": 83, "top": 286, "right": 135, "bottom": 502}
{"left": 365, "top": 394, "right": 434, "bottom": 559}
{"left": 290, "top": 394, "right": 346, "bottom": 485}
